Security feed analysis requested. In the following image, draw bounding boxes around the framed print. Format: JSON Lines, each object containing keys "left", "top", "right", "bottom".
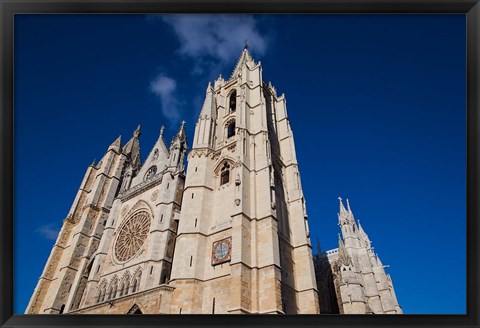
{"left": 1, "top": 1, "right": 479, "bottom": 328}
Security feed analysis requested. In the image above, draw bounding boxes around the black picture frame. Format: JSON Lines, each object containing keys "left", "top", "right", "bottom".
{"left": 1, "top": 1, "right": 478, "bottom": 328}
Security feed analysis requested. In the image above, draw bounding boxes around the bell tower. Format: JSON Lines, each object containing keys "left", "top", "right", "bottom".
{"left": 169, "top": 48, "right": 319, "bottom": 314}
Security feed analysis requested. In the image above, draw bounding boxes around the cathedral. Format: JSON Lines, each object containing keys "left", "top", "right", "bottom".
{"left": 26, "top": 48, "right": 402, "bottom": 315}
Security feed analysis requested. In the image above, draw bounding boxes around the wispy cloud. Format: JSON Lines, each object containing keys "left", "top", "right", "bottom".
{"left": 36, "top": 223, "right": 59, "bottom": 241}
{"left": 161, "top": 15, "right": 268, "bottom": 74}
{"left": 149, "top": 74, "right": 181, "bottom": 124}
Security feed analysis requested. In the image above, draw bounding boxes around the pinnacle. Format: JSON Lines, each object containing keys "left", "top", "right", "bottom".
{"left": 133, "top": 124, "right": 141, "bottom": 138}
{"left": 338, "top": 196, "right": 348, "bottom": 217}
{"left": 108, "top": 135, "right": 122, "bottom": 152}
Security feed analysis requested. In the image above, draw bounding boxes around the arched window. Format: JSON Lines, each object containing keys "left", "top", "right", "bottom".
{"left": 132, "top": 279, "right": 138, "bottom": 293}
{"left": 227, "top": 121, "right": 236, "bottom": 138}
{"left": 132, "top": 272, "right": 141, "bottom": 293}
{"left": 124, "top": 280, "right": 130, "bottom": 295}
{"left": 229, "top": 90, "right": 237, "bottom": 112}
{"left": 59, "top": 304, "right": 65, "bottom": 314}
{"left": 119, "top": 282, "right": 125, "bottom": 297}
{"left": 97, "top": 285, "right": 106, "bottom": 303}
{"left": 220, "top": 162, "right": 230, "bottom": 186}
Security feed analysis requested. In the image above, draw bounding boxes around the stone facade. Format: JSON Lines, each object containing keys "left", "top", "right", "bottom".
{"left": 314, "top": 198, "right": 403, "bottom": 314}
{"left": 26, "top": 48, "right": 401, "bottom": 315}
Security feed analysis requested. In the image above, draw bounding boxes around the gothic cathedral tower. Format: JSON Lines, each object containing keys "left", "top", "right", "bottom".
{"left": 168, "top": 48, "right": 319, "bottom": 314}
{"left": 26, "top": 124, "right": 187, "bottom": 314}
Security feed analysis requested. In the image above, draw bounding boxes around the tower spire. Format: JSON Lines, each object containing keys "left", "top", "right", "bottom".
{"left": 346, "top": 198, "right": 355, "bottom": 222}
{"left": 108, "top": 135, "right": 122, "bottom": 152}
{"left": 133, "top": 124, "right": 141, "bottom": 138}
{"left": 230, "top": 46, "right": 255, "bottom": 79}
{"left": 338, "top": 196, "right": 348, "bottom": 224}
{"left": 122, "top": 124, "right": 141, "bottom": 164}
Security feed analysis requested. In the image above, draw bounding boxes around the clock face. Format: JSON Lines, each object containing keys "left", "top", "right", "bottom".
{"left": 212, "top": 237, "right": 232, "bottom": 265}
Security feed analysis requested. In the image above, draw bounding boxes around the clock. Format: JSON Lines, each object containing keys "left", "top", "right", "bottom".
{"left": 212, "top": 237, "right": 232, "bottom": 265}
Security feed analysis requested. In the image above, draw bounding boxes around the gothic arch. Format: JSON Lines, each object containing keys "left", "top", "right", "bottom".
{"left": 107, "top": 275, "right": 119, "bottom": 300}
{"left": 125, "top": 200, "right": 154, "bottom": 219}
{"left": 227, "top": 89, "right": 237, "bottom": 113}
{"left": 119, "top": 271, "right": 131, "bottom": 296}
{"left": 224, "top": 117, "right": 236, "bottom": 139}
{"left": 127, "top": 304, "right": 143, "bottom": 314}
{"left": 96, "top": 279, "right": 107, "bottom": 303}
{"left": 131, "top": 267, "right": 142, "bottom": 293}
{"left": 213, "top": 157, "right": 236, "bottom": 176}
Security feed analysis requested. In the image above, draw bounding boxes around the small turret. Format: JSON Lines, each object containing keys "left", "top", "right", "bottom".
{"left": 169, "top": 121, "right": 187, "bottom": 171}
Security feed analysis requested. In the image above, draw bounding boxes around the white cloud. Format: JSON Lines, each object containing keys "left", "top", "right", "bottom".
{"left": 161, "top": 15, "right": 268, "bottom": 73}
{"left": 149, "top": 74, "right": 181, "bottom": 123}
{"left": 36, "top": 224, "right": 59, "bottom": 241}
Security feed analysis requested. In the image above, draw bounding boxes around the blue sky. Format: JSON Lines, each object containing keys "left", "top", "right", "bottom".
{"left": 14, "top": 14, "right": 466, "bottom": 314}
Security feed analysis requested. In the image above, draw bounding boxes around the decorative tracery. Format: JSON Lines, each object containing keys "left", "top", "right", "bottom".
{"left": 114, "top": 211, "right": 151, "bottom": 262}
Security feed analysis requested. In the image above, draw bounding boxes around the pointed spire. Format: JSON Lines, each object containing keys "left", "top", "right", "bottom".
{"left": 338, "top": 196, "right": 348, "bottom": 222}
{"left": 108, "top": 135, "right": 122, "bottom": 152}
{"left": 199, "top": 83, "right": 217, "bottom": 120}
{"left": 346, "top": 198, "right": 355, "bottom": 222}
{"left": 171, "top": 121, "right": 187, "bottom": 146}
{"left": 157, "top": 124, "right": 168, "bottom": 148}
{"left": 178, "top": 120, "right": 186, "bottom": 139}
{"left": 316, "top": 237, "right": 322, "bottom": 255}
{"left": 230, "top": 47, "right": 255, "bottom": 79}
{"left": 123, "top": 125, "right": 141, "bottom": 162}
{"left": 133, "top": 124, "right": 141, "bottom": 138}
{"left": 339, "top": 196, "right": 346, "bottom": 212}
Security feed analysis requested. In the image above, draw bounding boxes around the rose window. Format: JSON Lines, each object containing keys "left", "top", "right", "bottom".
{"left": 114, "top": 211, "right": 151, "bottom": 262}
